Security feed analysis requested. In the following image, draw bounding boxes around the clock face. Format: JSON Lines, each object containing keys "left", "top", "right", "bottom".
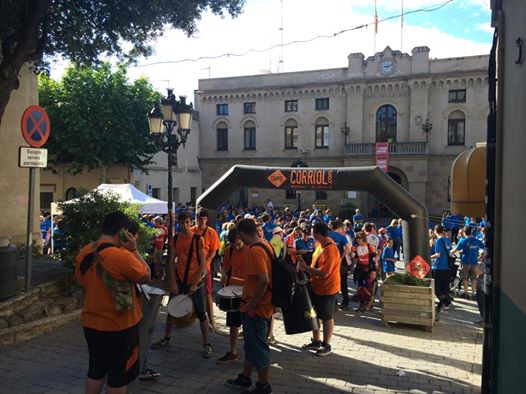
{"left": 379, "top": 59, "right": 396, "bottom": 76}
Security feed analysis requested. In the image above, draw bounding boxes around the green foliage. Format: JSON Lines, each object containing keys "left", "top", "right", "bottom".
{"left": 39, "top": 63, "right": 162, "bottom": 174}
{"left": 383, "top": 273, "right": 429, "bottom": 287}
{"left": 55, "top": 188, "right": 156, "bottom": 269}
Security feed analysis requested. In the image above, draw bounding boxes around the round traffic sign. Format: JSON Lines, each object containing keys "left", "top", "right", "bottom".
{"left": 21, "top": 105, "right": 51, "bottom": 148}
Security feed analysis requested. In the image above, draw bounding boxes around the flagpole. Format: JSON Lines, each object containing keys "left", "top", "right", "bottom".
{"left": 400, "top": 0, "right": 404, "bottom": 52}
{"left": 374, "top": 0, "right": 378, "bottom": 53}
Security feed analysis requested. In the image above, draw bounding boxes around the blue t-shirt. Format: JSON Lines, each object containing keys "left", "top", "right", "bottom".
{"left": 295, "top": 237, "right": 315, "bottom": 253}
{"left": 456, "top": 236, "right": 485, "bottom": 265}
{"left": 433, "top": 236, "right": 451, "bottom": 270}
{"left": 353, "top": 214, "right": 364, "bottom": 224}
{"left": 386, "top": 225, "right": 401, "bottom": 240}
{"left": 346, "top": 229, "right": 356, "bottom": 242}
{"left": 382, "top": 246, "right": 395, "bottom": 273}
{"left": 323, "top": 214, "right": 335, "bottom": 224}
{"left": 328, "top": 230, "right": 348, "bottom": 256}
{"left": 262, "top": 222, "right": 276, "bottom": 242}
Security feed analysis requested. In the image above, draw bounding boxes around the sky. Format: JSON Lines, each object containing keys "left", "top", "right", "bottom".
{"left": 52, "top": 0, "right": 493, "bottom": 102}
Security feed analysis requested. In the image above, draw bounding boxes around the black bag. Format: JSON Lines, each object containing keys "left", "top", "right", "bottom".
{"left": 253, "top": 242, "right": 298, "bottom": 309}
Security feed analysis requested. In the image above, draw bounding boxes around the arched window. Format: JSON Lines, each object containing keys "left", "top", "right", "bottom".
{"left": 284, "top": 119, "right": 298, "bottom": 149}
{"left": 65, "top": 187, "right": 77, "bottom": 200}
{"left": 448, "top": 110, "right": 465, "bottom": 146}
{"left": 216, "top": 121, "right": 228, "bottom": 151}
{"left": 315, "top": 117, "right": 329, "bottom": 148}
{"left": 244, "top": 120, "right": 256, "bottom": 150}
{"left": 376, "top": 105, "right": 397, "bottom": 142}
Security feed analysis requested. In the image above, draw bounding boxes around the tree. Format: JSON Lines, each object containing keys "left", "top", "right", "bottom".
{"left": 39, "top": 63, "right": 162, "bottom": 179}
{"left": 0, "top": 0, "right": 245, "bottom": 125}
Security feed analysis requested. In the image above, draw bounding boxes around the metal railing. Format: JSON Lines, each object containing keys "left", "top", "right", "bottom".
{"left": 344, "top": 142, "right": 428, "bottom": 155}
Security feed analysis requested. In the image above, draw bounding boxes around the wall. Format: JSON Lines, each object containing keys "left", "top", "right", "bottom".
{"left": 0, "top": 65, "right": 40, "bottom": 245}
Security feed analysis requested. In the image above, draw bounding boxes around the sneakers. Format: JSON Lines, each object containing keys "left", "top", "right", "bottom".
{"left": 139, "top": 368, "right": 161, "bottom": 381}
{"left": 217, "top": 351, "right": 238, "bottom": 364}
{"left": 302, "top": 339, "right": 322, "bottom": 351}
{"left": 202, "top": 343, "right": 212, "bottom": 358}
{"left": 338, "top": 303, "right": 350, "bottom": 311}
{"left": 150, "top": 337, "right": 170, "bottom": 349}
{"left": 316, "top": 343, "right": 332, "bottom": 357}
{"left": 226, "top": 373, "right": 252, "bottom": 390}
{"left": 243, "top": 382, "right": 273, "bottom": 393}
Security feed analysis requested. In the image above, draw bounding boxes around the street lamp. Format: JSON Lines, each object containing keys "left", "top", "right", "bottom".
{"left": 148, "top": 88, "right": 193, "bottom": 247}
{"left": 422, "top": 118, "right": 433, "bottom": 141}
{"left": 340, "top": 122, "right": 350, "bottom": 145}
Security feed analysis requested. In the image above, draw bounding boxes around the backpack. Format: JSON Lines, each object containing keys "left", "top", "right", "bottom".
{"left": 253, "top": 242, "right": 298, "bottom": 309}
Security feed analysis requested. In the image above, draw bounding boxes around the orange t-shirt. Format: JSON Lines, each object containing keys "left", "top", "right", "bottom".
{"left": 174, "top": 232, "right": 205, "bottom": 286}
{"left": 75, "top": 242, "right": 148, "bottom": 331}
{"left": 192, "top": 225, "right": 221, "bottom": 267}
{"left": 241, "top": 241, "right": 275, "bottom": 319}
{"left": 222, "top": 245, "right": 249, "bottom": 286}
{"left": 310, "top": 239, "right": 341, "bottom": 296}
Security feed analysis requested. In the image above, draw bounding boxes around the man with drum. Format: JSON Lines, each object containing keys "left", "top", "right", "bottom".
{"left": 151, "top": 212, "right": 212, "bottom": 358}
{"left": 217, "top": 228, "right": 249, "bottom": 364}
{"left": 226, "top": 219, "right": 274, "bottom": 394}
{"left": 192, "top": 208, "right": 221, "bottom": 333}
{"left": 299, "top": 222, "right": 341, "bottom": 356}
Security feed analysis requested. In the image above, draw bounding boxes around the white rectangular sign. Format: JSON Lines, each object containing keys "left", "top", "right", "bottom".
{"left": 19, "top": 147, "right": 48, "bottom": 168}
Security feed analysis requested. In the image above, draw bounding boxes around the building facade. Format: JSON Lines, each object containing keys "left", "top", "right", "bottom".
{"left": 196, "top": 46, "right": 489, "bottom": 217}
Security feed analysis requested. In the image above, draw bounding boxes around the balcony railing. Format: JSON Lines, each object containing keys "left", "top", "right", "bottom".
{"left": 344, "top": 142, "right": 428, "bottom": 156}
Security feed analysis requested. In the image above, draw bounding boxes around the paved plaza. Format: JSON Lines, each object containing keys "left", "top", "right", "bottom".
{"left": 0, "top": 288, "right": 483, "bottom": 394}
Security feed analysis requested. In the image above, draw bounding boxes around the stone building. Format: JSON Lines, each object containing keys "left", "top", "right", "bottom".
{"left": 196, "top": 46, "right": 489, "bottom": 217}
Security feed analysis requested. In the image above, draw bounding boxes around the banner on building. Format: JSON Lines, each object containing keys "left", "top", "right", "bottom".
{"left": 375, "top": 142, "right": 389, "bottom": 172}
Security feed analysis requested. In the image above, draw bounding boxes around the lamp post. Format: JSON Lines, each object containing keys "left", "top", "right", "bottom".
{"left": 148, "top": 88, "right": 193, "bottom": 248}
{"left": 422, "top": 118, "right": 433, "bottom": 141}
{"left": 291, "top": 159, "right": 308, "bottom": 211}
{"left": 340, "top": 122, "right": 350, "bottom": 145}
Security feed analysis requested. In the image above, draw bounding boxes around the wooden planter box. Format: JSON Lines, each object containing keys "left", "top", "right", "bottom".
{"left": 380, "top": 278, "right": 435, "bottom": 332}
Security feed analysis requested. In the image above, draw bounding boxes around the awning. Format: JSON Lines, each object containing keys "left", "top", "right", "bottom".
{"left": 450, "top": 143, "right": 487, "bottom": 217}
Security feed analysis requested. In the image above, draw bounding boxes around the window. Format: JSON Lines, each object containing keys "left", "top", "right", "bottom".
{"left": 40, "top": 192, "right": 53, "bottom": 210}
{"left": 285, "top": 100, "right": 298, "bottom": 112}
{"left": 284, "top": 119, "right": 298, "bottom": 149}
{"left": 285, "top": 189, "right": 297, "bottom": 199}
{"left": 172, "top": 187, "right": 180, "bottom": 204}
{"left": 190, "top": 187, "right": 197, "bottom": 204}
{"left": 244, "top": 120, "right": 256, "bottom": 150}
{"left": 152, "top": 188, "right": 161, "bottom": 199}
{"left": 376, "top": 104, "right": 397, "bottom": 142}
{"left": 315, "top": 117, "right": 329, "bottom": 148}
{"left": 216, "top": 103, "right": 229, "bottom": 116}
{"left": 448, "top": 110, "right": 465, "bottom": 145}
{"left": 315, "top": 190, "right": 327, "bottom": 200}
{"left": 216, "top": 121, "right": 228, "bottom": 151}
{"left": 315, "top": 98, "right": 329, "bottom": 111}
{"left": 448, "top": 89, "right": 466, "bottom": 103}
{"left": 65, "top": 187, "right": 77, "bottom": 200}
{"left": 243, "top": 102, "right": 256, "bottom": 114}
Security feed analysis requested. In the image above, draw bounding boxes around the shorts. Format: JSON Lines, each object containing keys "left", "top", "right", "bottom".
{"left": 226, "top": 311, "right": 242, "bottom": 328}
{"left": 83, "top": 324, "right": 140, "bottom": 388}
{"left": 311, "top": 292, "right": 337, "bottom": 321}
{"left": 170, "top": 285, "right": 207, "bottom": 322}
{"left": 242, "top": 313, "right": 271, "bottom": 371}
{"left": 461, "top": 264, "right": 478, "bottom": 282}
{"left": 206, "top": 269, "right": 213, "bottom": 295}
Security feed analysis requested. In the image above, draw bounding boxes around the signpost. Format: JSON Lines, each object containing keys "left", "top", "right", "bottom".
{"left": 20, "top": 105, "right": 51, "bottom": 291}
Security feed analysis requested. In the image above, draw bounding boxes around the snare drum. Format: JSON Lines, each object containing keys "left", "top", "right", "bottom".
{"left": 167, "top": 295, "right": 195, "bottom": 328}
{"left": 216, "top": 285, "right": 243, "bottom": 312}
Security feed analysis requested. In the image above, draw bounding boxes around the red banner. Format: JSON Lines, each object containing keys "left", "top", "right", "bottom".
{"left": 375, "top": 142, "right": 389, "bottom": 171}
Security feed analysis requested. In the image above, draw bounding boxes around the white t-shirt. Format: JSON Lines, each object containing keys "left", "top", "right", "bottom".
{"left": 366, "top": 233, "right": 380, "bottom": 252}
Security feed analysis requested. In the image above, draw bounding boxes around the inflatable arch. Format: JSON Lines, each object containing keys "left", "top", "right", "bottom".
{"left": 197, "top": 165, "right": 430, "bottom": 265}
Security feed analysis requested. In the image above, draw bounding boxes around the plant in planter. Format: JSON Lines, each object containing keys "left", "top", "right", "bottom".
{"left": 381, "top": 273, "right": 436, "bottom": 332}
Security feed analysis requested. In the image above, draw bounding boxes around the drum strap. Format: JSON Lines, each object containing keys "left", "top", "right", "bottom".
{"left": 176, "top": 234, "right": 201, "bottom": 291}
{"left": 252, "top": 242, "right": 276, "bottom": 294}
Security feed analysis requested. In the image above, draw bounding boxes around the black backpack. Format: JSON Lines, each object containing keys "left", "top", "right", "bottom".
{"left": 253, "top": 242, "right": 298, "bottom": 309}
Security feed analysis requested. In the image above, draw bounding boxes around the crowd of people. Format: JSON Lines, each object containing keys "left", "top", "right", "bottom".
{"left": 73, "top": 201, "right": 486, "bottom": 394}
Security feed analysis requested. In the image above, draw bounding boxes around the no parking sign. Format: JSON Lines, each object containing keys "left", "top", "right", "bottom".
{"left": 21, "top": 105, "right": 51, "bottom": 148}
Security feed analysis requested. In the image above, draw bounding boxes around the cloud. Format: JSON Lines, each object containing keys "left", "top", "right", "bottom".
{"left": 475, "top": 22, "right": 493, "bottom": 34}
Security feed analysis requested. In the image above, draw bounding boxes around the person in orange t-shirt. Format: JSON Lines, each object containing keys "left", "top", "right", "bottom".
{"left": 217, "top": 228, "right": 249, "bottom": 364}
{"left": 192, "top": 208, "right": 221, "bottom": 332}
{"left": 151, "top": 211, "right": 212, "bottom": 358}
{"left": 226, "top": 219, "right": 274, "bottom": 393}
{"left": 298, "top": 221, "right": 340, "bottom": 357}
{"left": 75, "top": 211, "right": 150, "bottom": 393}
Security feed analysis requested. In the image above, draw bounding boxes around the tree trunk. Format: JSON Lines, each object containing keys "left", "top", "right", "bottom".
{"left": 101, "top": 166, "right": 107, "bottom": 184}
{"left": 0, "top": 0, "right": 51, "bottom": 126}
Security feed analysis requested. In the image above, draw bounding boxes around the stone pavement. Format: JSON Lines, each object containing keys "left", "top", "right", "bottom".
{"left": 0, "top": 287, "right": 483, "bottom": 394}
